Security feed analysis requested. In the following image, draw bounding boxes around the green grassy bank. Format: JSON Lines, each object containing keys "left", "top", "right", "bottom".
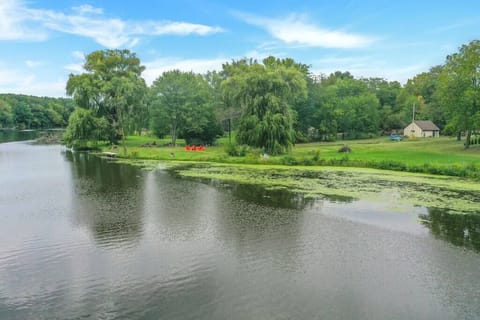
{"left": 101, "top": 135, "right": 480, "bottom": 179}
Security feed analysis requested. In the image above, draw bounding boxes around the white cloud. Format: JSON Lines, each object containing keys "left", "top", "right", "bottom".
{"left": 72, "top": 4, "right": 103, "bottom": 15}
{"left": 0, "top": 0, "right": 47, "bottom": 41}
{"left": 143, "top": 57, "right": 227, "bottom": 84}
{"left": 63, "top": 51, "right": 85, "bottom": 74}
{"left": 19, "top": 79, "right": 67, "bottom": 97}
{"left": 0, "top": 64, "right": 66, "bottom": 97}
{"left": 64, "top": 64, "right": 83, "bottom": 74}
{"left": 0, "top": 67, "right": 27, "bottom": 86}
{"left": 25, "top": 60, "right": 45, "bottom": 68}
{"left": 148, "top": 22, "right": 223, "bottom": 36}
{"left": 236, "top": 12, "right": 375, "bottom": 49}
{"left": 0, "top": 0, "right": 224, "bottom": 47}
{"left": 430, "top": 18, "right": 480, "bottom": 33}
{"left": 72, "top": 51, "right": 85, "bottom": 60}
{"left": 311, "top": 55, "right": 426, "bottom": 83}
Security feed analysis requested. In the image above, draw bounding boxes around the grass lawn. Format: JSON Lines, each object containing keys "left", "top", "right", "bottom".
{"left": 100, "top": 135, "right": 480, "bottom": 179}
{"left": 292, "top": 137, "right": 480, "bottom": 166}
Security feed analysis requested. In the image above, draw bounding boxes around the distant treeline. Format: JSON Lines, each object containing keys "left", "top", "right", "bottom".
{"left": 0, "top": 94, "right": 75, "bottom": 129}
{"left": 5, "top": 40, "right": 480, "bottom": 153}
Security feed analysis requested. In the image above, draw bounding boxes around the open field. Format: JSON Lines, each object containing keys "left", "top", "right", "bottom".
{"left": 293, "top": 137, "right": 480, "bottom": 166}
{"left": 100, "top": 135, "right": 480, "bottom": 179}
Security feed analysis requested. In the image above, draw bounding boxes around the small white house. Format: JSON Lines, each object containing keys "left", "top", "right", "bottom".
{"left": 403, "top": 120, "right": 440, "bottom": 138}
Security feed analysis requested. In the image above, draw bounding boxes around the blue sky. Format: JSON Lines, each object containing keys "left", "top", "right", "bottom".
{"left": 1, "top": 0, "right": 480, "bottom": 97}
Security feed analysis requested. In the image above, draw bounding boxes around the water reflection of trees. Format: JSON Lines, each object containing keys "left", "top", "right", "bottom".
{"left": 225, "top": 183, "right": 315, "bottom": 210}
{"left": 203, "top": 179, "right": 353, "bottom": 208}
{"left": 419, "top": 208, "right": 480, "bottom": 252}
{"left": 0, "top": 129, "right": 38, "bottom": 142}
{"left": 64, "top": 150, "right": 145, "bottom": 247}
{"left": 211, "top": 183, "right": 311, "bottom": 273}
{"left": 143, "top": 170, "right": 211, "bottom": 241}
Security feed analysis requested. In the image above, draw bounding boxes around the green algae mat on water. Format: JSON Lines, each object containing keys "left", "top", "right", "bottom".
{"left": 162, "top": 162, "right": 480, "bottom": 215}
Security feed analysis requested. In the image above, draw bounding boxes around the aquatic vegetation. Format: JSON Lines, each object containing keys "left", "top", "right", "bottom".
{"left": 165, "top": 163, "right": 480, "bottom": 214}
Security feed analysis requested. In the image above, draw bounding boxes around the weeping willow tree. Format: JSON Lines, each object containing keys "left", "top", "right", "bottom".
{"left": 66, "top": 49, "right": 147, "bottom": 155}
{"left": 222, "top": 56, "right": 308, "bottom": 154}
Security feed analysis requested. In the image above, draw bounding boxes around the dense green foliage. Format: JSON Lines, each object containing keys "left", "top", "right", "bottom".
{"left": 0, "top": 94, "right": 74, "bottom": 129}
{"left": 63, "top": 108, "right": 109, "bottom": 149}
{"left": 150, "top": 70, "right": 222, "bottom": 146}
{"left": 66, "top": 49, "right": 147, "bottom": 153}
{"left": 222, "top": 57, "right": 308, "bottom": 154}
{"left": 59, "top": 40, "right": 480, "bottom": 152}
{"left": 437, "top": 40, "right": 480, "bottom": 148}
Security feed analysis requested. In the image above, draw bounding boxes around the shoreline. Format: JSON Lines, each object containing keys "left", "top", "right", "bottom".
{"left": 109, "top": 157, "right": 480, "bottom": 215}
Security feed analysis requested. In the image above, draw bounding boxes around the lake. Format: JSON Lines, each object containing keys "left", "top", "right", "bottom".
{"left": 0, "top": 139, "right": 479, "bottom": 319}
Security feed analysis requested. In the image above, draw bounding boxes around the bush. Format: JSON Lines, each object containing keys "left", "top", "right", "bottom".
{"left": 281, "top": 155, "right": 297, "bottom": 165}
{"left": 338, "top": 145, "right": 352, "bottom": 153}
{"left": 224, "top": 141, "right": 250, "bottom": 157}
{"left": 294, "top": 131, "right": 310, "bottom": 143}
{"left": 224, "top": 141, "right": 238, "bottom": 156}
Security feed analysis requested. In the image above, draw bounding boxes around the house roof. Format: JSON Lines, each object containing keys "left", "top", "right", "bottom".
{"left": 414, "top": 120, "right": 440, "bottom": 131}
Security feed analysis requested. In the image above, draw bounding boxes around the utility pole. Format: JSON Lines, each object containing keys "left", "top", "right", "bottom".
{"left": 412, "top": 103, "right": 415, "bottom": 122}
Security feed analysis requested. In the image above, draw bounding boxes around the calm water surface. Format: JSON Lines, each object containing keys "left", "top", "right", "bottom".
{"left": 0, "top": 141, "right": 479, "bottom": 319}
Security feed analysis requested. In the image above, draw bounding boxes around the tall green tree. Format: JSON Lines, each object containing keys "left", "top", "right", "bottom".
{"left": 63, "top": 108, "right": 109, "bottom": 149}
{"left": 335, "top": 79, "right": 380, "bottom": 138}
{"left": 310, "top": 76, "right": 380, "bottom": 140}
{"left": 437, "top": 40, "right": 480, "bottom": 148}
{"left": 150, "top": 70, "right": 221, "bottom": 145}
{"left": 222, "top": 57, "right": 308, "bottom": 154}
{"left": 13, "top": 102, "right": 32, "bottom": 129}
{"left": 362, "top": 78, "right": 402, "bottom": 133}
{"left": 0, "top": 100, "right": 13, "bottom": 128}
{"left": 66, "top": 49, "right": 147, "bottom": 154}
{"left": 309, "top": 82, "right": 339, "bottom": 140}
{"left": 397, "top": 66, "right": 445, "bottom": 130}
{"left": 205, "top": 70, "right": 236, "bottom": 141}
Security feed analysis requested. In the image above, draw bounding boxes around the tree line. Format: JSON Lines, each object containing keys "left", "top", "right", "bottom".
{"left": 0, "top": 94, "right": 75, "bottom": 130}
{"left": 8, "top": 40, "right": 480, "bottom": 152}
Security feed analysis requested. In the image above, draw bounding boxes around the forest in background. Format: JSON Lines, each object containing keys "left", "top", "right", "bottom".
{"left": 0, "top": 94, "right": 74, "bottom": 130}
{"left": 2, "top": 40, "right": 479, "bottom": 153}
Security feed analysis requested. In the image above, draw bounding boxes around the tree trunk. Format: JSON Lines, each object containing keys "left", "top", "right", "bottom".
{"left": 457, "top": 131, "right": 461, "bottom": 141}
{"left": 120, "top": 125, "right": 127, "bottom": 155}
{"left": 465, "top": 130, "right": 471, "bottom": 149}
{"left": 116, "top": 105, "right": 127, "bottom": 155}
{"left": 172, "top": 119, "right": 177, "bottom": 147}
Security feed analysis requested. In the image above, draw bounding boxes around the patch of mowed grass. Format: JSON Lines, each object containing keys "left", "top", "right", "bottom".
{"left": 292, "top": 137, "right": 480, "bottom": 165}
{"left": 104, "top": 135, "right": 480, "bottom": 179}
{"left": 298, "top": 137, "right": 480, "bottom": 178}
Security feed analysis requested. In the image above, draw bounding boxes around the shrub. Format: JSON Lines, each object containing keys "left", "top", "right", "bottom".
{"left": 281, "top": 155, "right": 297, "bottom": 165}
{"left": 224, "top": 141, "right": 238, "bottom": 156}
{"left": 338, "top": 145, "right": 352, "bottom": 153}
{"left": 224, "top": 141, "right": 250, "bottom": 157}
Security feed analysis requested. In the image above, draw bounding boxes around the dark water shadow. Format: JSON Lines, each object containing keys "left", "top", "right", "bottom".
{"left": 64, "top": 150, "right": 145, "bottom": 248}
{"left": 419, "top": 208, "right": 480, "bottom": 253}
{"left": 173, "top": 174, "right": 352, "bottom": 210}
{"left": 142, "top": 170, "right": 217, "bottom": 241}
{"left": 217, "top": 182, "right": 315, "bottom": 209}
{"left": 0, "top": 129, "right": 38, "bottom": 143}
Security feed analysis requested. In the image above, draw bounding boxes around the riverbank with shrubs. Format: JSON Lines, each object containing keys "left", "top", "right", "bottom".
{"left": 97, "top": 135, "right": 480, "bottom": 180}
